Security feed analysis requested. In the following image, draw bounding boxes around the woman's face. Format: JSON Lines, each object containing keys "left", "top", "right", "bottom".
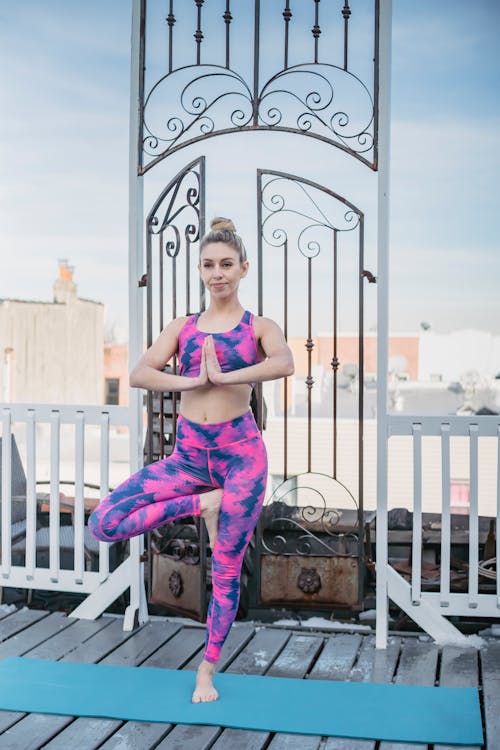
{"left": 199, "top": 242, "right": 249, "bottom": 297}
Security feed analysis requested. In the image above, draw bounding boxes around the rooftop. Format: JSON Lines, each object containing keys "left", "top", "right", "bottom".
{"left": 0, "top": 605, "right": 495, "bottom": 748}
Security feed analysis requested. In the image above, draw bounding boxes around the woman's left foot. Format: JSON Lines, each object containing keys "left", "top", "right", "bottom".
{"left": 192, "top": 659, "right": 219, "bottom": 703}
{"left": 200, "top": 489, "right": 222, "bottom": 549}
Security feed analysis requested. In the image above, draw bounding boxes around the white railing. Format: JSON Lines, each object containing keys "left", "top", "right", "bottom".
{"left": 378, "top": 414, "right": 500, "bottom": 646}
{"left": 0, "top": 403, "right": 147, "bottom": 629}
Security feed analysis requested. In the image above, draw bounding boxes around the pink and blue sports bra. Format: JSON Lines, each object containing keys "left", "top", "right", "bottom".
{"left": 177, "top": 309, "right": 261, "bottom": 386}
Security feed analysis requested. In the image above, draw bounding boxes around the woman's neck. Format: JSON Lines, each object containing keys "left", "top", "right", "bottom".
{"left": 204, "top": 299, "right": 243, "bottom": 318}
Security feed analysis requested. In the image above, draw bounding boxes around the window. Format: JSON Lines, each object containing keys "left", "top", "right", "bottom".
{"left": 105, "top": 378, "right": 120, "bottom": 405}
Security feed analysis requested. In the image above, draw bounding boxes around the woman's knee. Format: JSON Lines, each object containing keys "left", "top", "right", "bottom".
{"left": 87, "top": 505, "right": 115, "bottom": 542}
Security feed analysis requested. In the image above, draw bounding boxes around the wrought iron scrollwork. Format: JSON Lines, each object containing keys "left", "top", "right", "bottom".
{"left": 261, "top": 473, "right": 360, "bottom": 557}
{"left": 258, "top": 64, "right": 373, "bottom": 153}
{"left": 139, "top": 1, "right": 378, "bottom": 171}
{"left": 147, "top": 161, "right": 203, "bottom": 249}
{"left": 143, "top": 68, "right": 254, "bottom": 159}
{"left": 261, "top": 173, "right": 361, "bottom": 261}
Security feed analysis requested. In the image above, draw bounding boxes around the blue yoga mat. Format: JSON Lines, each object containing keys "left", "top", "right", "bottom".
{"left": 0, "top": 656, "right": 483, "bottom": 745}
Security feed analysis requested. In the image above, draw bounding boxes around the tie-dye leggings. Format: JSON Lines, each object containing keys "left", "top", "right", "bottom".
{"left": 88, "top": 409, "right": 267, "bottom": 664}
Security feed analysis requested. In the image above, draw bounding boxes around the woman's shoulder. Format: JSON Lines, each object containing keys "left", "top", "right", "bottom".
{"left": 164, "top": 314, "right": 193, "bottom": 336}
{"left": 250, "top": 314, "right": 282, "bottom": 336}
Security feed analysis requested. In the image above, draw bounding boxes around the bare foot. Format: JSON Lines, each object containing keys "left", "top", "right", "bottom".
{"left": 192, "top": 659, "right": 219, "bottom": 703}
{"left": 200, "top": 488, "right": 222, "bottom": 549}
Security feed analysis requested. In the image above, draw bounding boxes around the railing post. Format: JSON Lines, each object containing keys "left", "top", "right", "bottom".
{"left": 26, "top": 409, "right": 37, "bottom": 580}
{"left": 375, "top": 0, "right": 392, "bottom": 649}
{"left": 1, "top": 409, "right": 12, "bottom": 579}
{"left": 125, "top": 0, "right": 148, "bottom": 631}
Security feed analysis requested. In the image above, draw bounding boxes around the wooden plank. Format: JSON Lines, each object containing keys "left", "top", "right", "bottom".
{"left": 41, "top": 717, "right": 121, "bottom": 750}
{"left": 98, "top": 721, "right": 172, "bottom": 750}
{"left": 0, "top": 713, "right": 72, "bottom": 750}
{"left": 324, "top": 738, "right": 374, "bottom": 750}
{"left": 61, "top": 617, "right": 139, "bottom": 663}
{"left": 308, "top": 633, "right": 362, "bottom": 681}
{"left": 142, "top": 626, "right": 205, "bottom": 669}
{"left": 156, "top": 723, "right": 222, "bottom": 749}
{"left": 101, "top": 620, "right": 181, "bottom": 667}
{"left": 350, "top": 636, "right": 401, "bottom": 683}
{"left": 183, "top": 624, "right": 256, "bottom": 672}
{"left": 268, "top": 732, "right": 322, "bottom": 749}
{"left": 210, "top": 727, "right": 269, "bottom": 749}
{"left": 480, "top": 640, "right": 500, "bottom": 750}
{"left": 393, "top": 638, "right": 438, "bottom": 686}
{"left": 378, "top": 638, "right": 438, "bottom": 750}
{"left": 0, "top": 605, "right": 17, "bottom": 621}
{"left": 0, "top": 607, "right": 48, "bottom": 642}
{"left": 27, "top": 615, "right": 114, "bottom": 660}
{"left": 438, "top": 646, "right": 480, "bottom": 750}
{"left": 225, "top": 628, "right": 291, "bottom": 675}
{"left": 0, "top": 711, "right": 25, "bottom": 734}
{"left": 267, "top": 634, "right": 323, "bottom": 679}
{"left": 0, "top": 611, "right": 74, "bottom": 659}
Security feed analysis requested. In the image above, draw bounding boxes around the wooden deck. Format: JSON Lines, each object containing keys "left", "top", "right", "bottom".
{"left": 0, "top": 606, "right": 495, "bottom": 749}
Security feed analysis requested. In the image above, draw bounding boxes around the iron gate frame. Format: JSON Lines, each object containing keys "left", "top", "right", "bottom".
{"left": 127, "top": 0, "right": 388, "bottom": 620}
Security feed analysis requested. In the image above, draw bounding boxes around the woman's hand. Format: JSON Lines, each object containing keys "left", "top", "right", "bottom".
{"left": 204, "top": 336, "right": 226, "bottom": 385}
{"left": 194, "top": 340, "right": 210, "bottom": 388}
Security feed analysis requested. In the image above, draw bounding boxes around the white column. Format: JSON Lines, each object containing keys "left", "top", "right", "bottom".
{"left": 125, "top": 0, "right": 148, "bottom": 630}
{"left": 375, "top": 0, "right": 392, "bottom": 649}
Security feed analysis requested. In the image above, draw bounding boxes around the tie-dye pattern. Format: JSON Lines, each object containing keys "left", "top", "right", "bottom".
{"left": 178, "top": 310, "right": 260, "bottom": 385}
{"left": 88, "top": 409, "right": 267, "bottom": 665}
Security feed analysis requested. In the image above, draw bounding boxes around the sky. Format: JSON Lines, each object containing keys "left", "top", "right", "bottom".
{"left": 1, "top": 0, "right": 499, "bottom": 343}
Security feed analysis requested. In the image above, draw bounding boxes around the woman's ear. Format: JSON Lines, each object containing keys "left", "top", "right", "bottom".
{"left": 240, "top": 260, "right": 250, "bottom": 278}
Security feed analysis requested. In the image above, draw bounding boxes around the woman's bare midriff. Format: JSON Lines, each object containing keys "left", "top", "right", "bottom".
{"left": 179, "top": 382, "right": 252, "bottom": 424}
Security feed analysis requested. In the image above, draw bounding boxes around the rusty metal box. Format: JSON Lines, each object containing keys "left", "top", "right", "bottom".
{"left": 260, "top": 554, "right": 358, "bottom": 607}
{"left": 150, "top": 552, "right": 205, "bottom": 620}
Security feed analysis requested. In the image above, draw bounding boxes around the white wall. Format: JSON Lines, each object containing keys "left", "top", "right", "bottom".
{"left": 0, "top": 294, "right": 104, "bottom": 404}
{"left": 418, "top": 328, "right": 500, "bottom": 382}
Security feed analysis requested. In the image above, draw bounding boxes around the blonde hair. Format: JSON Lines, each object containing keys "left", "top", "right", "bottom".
{"left": 200, "top": 216, "right": 247, "bottom": 263}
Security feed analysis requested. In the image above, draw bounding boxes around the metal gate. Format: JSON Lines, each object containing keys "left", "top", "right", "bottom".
{"left": 130, "top": 0, "right": 382, "bottom": 619}
{"left": 254, "top": 169, "right": 374, "bottom": 612}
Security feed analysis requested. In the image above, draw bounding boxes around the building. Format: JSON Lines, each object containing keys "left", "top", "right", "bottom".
{"left": 104, "top": 343, "right": 129, "bottom": 405}
{"left": 0, "top": 261, "right": 104, "bottom": 404}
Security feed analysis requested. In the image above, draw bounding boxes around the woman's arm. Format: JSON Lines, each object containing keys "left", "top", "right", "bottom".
{"left": 205, "top": 317, "right": 294, "bottom": 386}
{"left": 129, "top": 317, "right": 208, "bottom": 392}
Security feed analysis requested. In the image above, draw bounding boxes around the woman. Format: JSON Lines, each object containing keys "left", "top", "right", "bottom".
{"left": 88, "top": 217, "right": 294, "bottom": 703}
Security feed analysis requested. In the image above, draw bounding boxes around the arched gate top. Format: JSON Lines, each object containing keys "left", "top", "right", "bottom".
{"left": 137, "top": 0, "right": 380, "bottom": 174}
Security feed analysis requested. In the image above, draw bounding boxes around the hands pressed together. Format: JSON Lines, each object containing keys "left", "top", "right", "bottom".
{"left": 196, "top": 336, "right": 225, "bottom": 387}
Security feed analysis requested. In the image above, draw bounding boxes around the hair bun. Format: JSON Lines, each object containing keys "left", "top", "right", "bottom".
{"left": 210, "top": 216, "right": 236, "bottom": 233}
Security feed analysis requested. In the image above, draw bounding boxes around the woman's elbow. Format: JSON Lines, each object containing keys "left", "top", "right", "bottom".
{"left": 283, "top": 356, "right": 295, "bottom": 377}
{"left": 129, "top": 366, "right": 143, "bottom": 388}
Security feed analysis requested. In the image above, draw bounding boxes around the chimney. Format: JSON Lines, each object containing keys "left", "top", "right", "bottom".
{"left": 53, "top": 259, "right": 77, "bottom": 304}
